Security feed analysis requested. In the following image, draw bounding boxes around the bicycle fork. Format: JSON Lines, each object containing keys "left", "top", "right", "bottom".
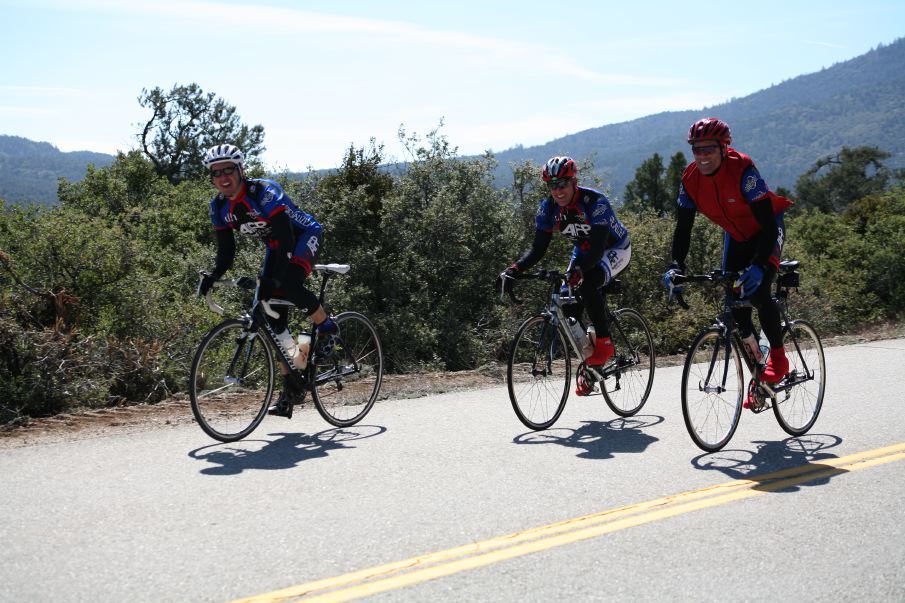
{"left": 224, "top": 328, "right": 260, "bottom": 387}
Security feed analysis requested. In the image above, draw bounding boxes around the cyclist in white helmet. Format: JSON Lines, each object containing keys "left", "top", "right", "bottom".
{"left": 198, "top": 143, "right": 339, "bottom": 416}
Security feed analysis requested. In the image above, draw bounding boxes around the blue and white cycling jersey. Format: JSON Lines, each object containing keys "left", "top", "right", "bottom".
{"left": 209, "top": 178, "right": 318, "bottom": 236}
{"left": 535, "top": 186, "right": 630, "bottom": 268}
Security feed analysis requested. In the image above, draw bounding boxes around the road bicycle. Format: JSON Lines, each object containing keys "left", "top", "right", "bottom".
{"left": 189, "top": 263, "right": 384, "bottom": 442}
{"left": 670, "top": 260, "right": 825, "bottom": 452}
{"left": 505, "top": 270, "right": 655, "bottom": 430}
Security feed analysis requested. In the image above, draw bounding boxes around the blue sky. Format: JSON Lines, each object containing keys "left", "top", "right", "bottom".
{"left": 2, "top": 0, "right": 903, "bottom": 171}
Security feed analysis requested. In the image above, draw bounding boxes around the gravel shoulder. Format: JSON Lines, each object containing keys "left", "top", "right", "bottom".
{"left": 3, "top": 321, "right": 902, "bottom": 449}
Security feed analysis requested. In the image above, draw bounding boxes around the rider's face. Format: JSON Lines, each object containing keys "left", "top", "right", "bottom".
{"left": 210, "top": 161, "right": 242, "bottom": 198}
{"left": 691, "top": 142, "right": 723, "bottom": 175}
{"left": 549, "top": 178, "right": 576, "bottom": 206}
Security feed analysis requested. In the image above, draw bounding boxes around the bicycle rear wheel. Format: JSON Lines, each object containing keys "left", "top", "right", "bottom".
{"left": 681, "top": 328, "right": 744, "bottom": 452}
{"left": 190, "top": 319, "right": 275, "bottom": 442}
{"left": 507, "top": 315, "right": 571, "bottom": 430}
{"left": 311, "top": 311, "right": 384, "bottom": 427}
{"left": 602, "top": 308, "right": 655, "bottom": 417}
{"left": 773, "top": 319, "right": 825, "bottom": 436}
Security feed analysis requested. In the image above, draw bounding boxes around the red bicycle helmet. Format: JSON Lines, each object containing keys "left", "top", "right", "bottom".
{"left": 687, "top": 118, "right": 732, "bottom": 146}
{"left": 542, "top": 156, "right": 578, "bottom": 182}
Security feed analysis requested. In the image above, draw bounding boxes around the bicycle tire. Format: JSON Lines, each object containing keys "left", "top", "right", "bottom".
{"left": 602, "top": 308, "right": 655, "bottom": 417}
{"left": 189, "top": 319, "right": 275, "bottom": 442}
{"left": 681, "top": 327, "right": 744, "bottom": 452}
{"left": 772, "top": 319, "right": 825, "bottom": 436}
{"left": 507, "top": 315, "right": 571, "bottom": 430}
{"left": 311, "top": 311, "right": 384, "bottom": 427}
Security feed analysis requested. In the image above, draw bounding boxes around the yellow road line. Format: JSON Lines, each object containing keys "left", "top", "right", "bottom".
{"left": 231, "top": 442, "right": 905, "bottom": 603}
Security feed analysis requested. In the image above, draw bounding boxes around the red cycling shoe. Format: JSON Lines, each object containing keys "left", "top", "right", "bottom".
{"left": 575, "top": 372, "right": 594, "bottom": 396}
{"left": 761, "top": 346, "right": 789, "bottom": 383}
{"left": 586, "top": 337, "right": 615, "bottom": 367}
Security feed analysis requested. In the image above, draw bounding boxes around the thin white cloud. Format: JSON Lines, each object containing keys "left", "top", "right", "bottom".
{"left": 57, "top": 0, "right": 678, "bottom": 87}
{"left": 0, "top": 86, "right": 87, "bottom": 97}
{"left": 804, "top": 39, "right": 847, "bottom": 49}
{"left": 0, "top": 106, "right": 54, "bottom": 117}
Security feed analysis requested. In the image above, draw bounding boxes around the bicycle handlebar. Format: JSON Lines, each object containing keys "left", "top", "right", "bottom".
{"left": 197, "top": 273, "right": 277, "bottom": 317}
{"left": 198, "top": 264, "right": 352, "bottom": 317}
{"left": 200, "top": 276, "right": 251, "bottom": 315}
{"left": 667, "top": 270, "right": 742, "bottom": 311}
{"left": 501, "top": 269, "right": 573, "bottom": 305}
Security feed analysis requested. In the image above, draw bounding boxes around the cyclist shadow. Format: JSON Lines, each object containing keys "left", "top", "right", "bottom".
{"left": 512, "top": 415, "right": 663, "bottom": 460}
{"left": 188, "top": 424, "right": 387, "bottom": 475}
{"left": 691, "top": 434, "right": 845, "bottom": 491}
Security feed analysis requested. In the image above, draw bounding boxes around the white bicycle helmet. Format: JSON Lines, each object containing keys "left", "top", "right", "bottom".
{"left": 202, "top": 144, "right": 245, "bottom": 169}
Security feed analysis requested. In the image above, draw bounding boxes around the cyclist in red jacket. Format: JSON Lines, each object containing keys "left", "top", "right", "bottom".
{"left": 664, "top": 118, "right": 793, "bottom": 391}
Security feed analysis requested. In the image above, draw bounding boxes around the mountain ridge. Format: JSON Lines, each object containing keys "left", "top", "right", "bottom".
{"left": 487, "top": 37, "right": 905, "bottom": 197}
{"left": 3, "top": 37, "right": 903, "bottom": 205}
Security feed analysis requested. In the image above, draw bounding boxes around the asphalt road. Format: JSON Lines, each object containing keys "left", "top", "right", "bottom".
{"left": 2, "top": 338, "right": 904, "bottom": 602}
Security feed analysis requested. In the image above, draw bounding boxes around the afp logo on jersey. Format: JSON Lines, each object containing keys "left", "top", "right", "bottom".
{"left": 562, "top": 223, "right": 591, "bottom": 237}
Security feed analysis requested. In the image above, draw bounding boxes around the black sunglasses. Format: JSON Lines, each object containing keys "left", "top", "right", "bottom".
{"left": 210, "top": 166, "right": 238, "bottom": 178}
{"left": 547, "top": 179, "right": 572, "bottom": 190}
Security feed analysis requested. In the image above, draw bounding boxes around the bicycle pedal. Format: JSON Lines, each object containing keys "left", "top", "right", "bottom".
{"left": 267, "top": 402, "right": 293, "bottom": 418}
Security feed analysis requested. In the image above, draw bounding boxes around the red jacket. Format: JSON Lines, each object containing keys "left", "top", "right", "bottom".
{"left": 681, "top": 149, "right": 792, "bottom": 242}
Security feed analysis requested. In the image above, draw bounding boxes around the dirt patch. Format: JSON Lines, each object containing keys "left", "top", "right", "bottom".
{"left": 3, "top": 322, "right": 902, "bottom": 449}
{"left": 0, "top": 364, "right": 508, "bottom": 449}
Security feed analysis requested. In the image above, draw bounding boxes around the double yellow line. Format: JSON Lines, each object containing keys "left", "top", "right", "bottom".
{"left": 233, "top": 442, "right": 905, "bottom": 603}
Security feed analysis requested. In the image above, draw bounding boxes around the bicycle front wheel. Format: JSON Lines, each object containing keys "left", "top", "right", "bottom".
{"left": 602, "top": 308, "right": 655, "bottom": 417}
{"left": 190, "top": 319, "right": 275, "bottom": 442}
{"left": 681, "top": 328, "right": 744, "bottom": 452}
{"left": 773, "top": 319, "right": 825, "bottom": 436}
{"left": 507, "top": 315, "right": 571, "bottom": 430}
{"left": 311, "top": 311, "right": 384, "bottom": 427}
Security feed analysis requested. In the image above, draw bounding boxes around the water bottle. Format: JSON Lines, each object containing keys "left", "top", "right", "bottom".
{"left": 275, "top": 329, "right": 305, "bottom": 369}
{"left": 758, "top": 330, "right": 770, "bottom": 367}
{"left": 296, "top": 334, "right": 311, "bottom": 369}
{"left": 567, "top": 318, "right": 593, "bottom": 359}
{"left": 742, "top": 334, "right": 762, "bottom": 364}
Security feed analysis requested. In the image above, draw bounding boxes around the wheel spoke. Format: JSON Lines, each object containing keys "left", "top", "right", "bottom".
{"left": 190, "top": 320, "right": 274, "bottom": 442}
{"left": 602, "top": 309, "right": 654, "bottom": 417}
{"left": 311, "top": 312, "right": 383, "bottom": 427}
{"left": 773, "top": 320, "right": 825, "bottom": 436}
{"left": 682, "top": 329, "right": 743, "bottom": 451}
{"left": 508, "top": 316, "right": 570, "bottom": 430}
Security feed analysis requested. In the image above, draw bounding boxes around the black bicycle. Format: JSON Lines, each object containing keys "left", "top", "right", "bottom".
{"left": 505, "top": 270, "right": 655, "bottom": 430}
{"left": 670, "top": 260, "right": 826, "bottom": 452}
{"left": 189, "top": 263, "right": 384, "bottom": 442}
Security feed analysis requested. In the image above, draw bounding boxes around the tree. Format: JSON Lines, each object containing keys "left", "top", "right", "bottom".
{"left": 623, "top": 153, "right": 671, "bottom": 215}
{"left": 137, "top": 83, "right": 265, "bottom": 184}
{"left": 793, "top": 146, "right": 901, "bottom": 213}
{"left": 664, "top": 151, "right": 688, "bottom": 211}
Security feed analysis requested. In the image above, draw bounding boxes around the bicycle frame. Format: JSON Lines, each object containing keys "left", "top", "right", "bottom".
{"left": 521, "top": 271, "right": 635, "bottom": 381}
{"left": 676, "top": 269, "right": 816, "bottom": 404}
{"left": 202, "top": 264, "right": 354, "bottom": 387}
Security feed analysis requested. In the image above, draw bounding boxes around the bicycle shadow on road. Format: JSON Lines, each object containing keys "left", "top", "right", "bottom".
{"left": 512, "top": 415, "right": 663, "bottom": 460}
{"left": 187, "top": 424, "right": 387, "bottom": 475}
{"left": 691, "top": 434, "right": 845, "bottom": 491}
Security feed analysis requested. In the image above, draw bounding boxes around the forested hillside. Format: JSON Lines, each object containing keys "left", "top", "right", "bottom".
{"left": 489, "top": 37, "right": 905, "bottom": 199}
{"left": 0, "top": 136, "right": 114, "bottom": 205}
{"left": 2, "top": 40, "right": 905, "bottom": 426}
{"left": 1, "top": 132, "right": 903, "bottom": 425}
{"left": 4, "top": 39, "right": 903, "bottom": 208}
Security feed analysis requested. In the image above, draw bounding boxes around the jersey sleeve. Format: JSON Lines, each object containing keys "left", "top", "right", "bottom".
{"left": 741, "top": 166, "right": 771, "bottom": 203}
{"left": 677, "top": 182, "right": 696, "bottom": 210}
{"left": 209, "top": 197, "right": 228, "bottom": 230}
{"left": 259, "top": 182, "right": 289, "bottom": 218}
{"left": 534, "top": 198, "right": 554, "bottom": 232}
